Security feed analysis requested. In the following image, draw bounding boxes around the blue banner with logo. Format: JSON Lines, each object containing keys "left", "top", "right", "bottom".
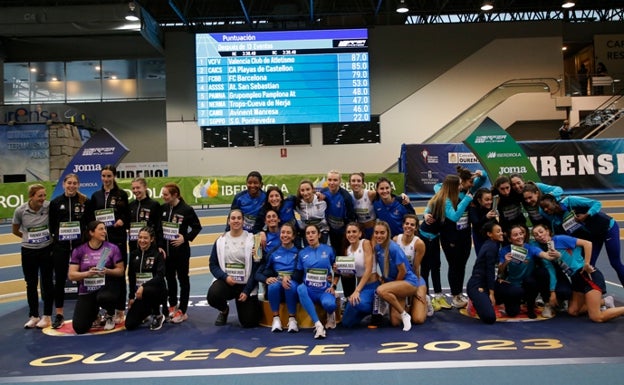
{"left": 51, "top": 128, "right": 129, "bottom": 199}
{"left": 403, "top": 138, "right": 624, "bottom": 198}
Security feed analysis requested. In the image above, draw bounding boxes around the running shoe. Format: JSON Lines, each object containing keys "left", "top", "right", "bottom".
{"left": 271, "top": 316, "right": 283, "bottom": 332}
{"left": 541, "top": 304, "right": 554, "bottom": 319}
{"left": 168, "top": 306, "right": 176, "bottom": 319}
{"left": 51, "top": 314, "right": 65, "bottom": 329}
{"left": 150, "top": 315, "right": 165, "bottom": 331}
{"left": 24, "top": 316, "right": 40, "bottom": 329}
{"left": 287, "top": 317, "right": 299, "bottom": 333}
{"left": 325, "top": 312, "right": 336, "bottom": 329}
{"left": 215, "top": 306, "right": 229, "bottom": 326}
{"left": 452, "top": 294, "right": 468, "bottom": 309}
{"left": 36, "top": 315, "right": 51, "bottom": 329}
{"left": 314, "top": 324, "right": 326, "bottom": 339}
{"left": 113, "top": 310, "right": 125, "bottom": 325}
{"left": 401, "top": 311, "right": 412, "bottom": 331}
{"left": 426, "top": 296, "right": 434, "bottom": 317}
{"left": 604, "top": 295, "right": 615, "bottom": 309}
{"left": 104, "top": 315, "right": 115, "bottom": 331}
{"left": 171, "top": 309, "right": 188, "bottom": 324}
{"left": 466, "top": 299, "right": 477, "bottom": 317}
{"left": 435, "top": 294, "right": 452, "bottom": 309}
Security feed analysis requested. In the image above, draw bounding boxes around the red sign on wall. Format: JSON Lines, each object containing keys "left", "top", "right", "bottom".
{"left": 280, "top": 148, "right": 287, "bottom": 158}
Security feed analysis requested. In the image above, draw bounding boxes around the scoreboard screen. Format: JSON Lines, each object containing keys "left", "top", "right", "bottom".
{"left": 196, "top": 29, "right": 370, "bottom": 126}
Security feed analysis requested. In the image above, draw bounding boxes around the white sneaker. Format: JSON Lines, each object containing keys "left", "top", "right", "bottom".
{"left": 113, "top": 310, "right": 125, "bottom": 325}
{"left": 541, "top": 304, "right": 554, "bottom": 319}
{"left": 24, "top": 316, "right": 40, "bottom": 329}
{"left": 426, "top": 296, "right": 434, "bottom": 317}
{"left": 104, "top": 315, "right": 115, "bottom": 331}
{"left": 287, "top": 317, "right": 299, "bottom": 333}
{"left": 36, "top": 315, "right": 51, "bottom": 329}
{"left": 452, "top": 294, "right": 468, "bottom": 309}
{"left": 271, "top": 316, "right": 283, "bottom": 332}
{"left": 314, "top": 324, "right": 326, "bottom": 339}
{"left": 325, "top": 312, "right": 336, "bottom": 329}
{"left": 604, "top": 295, "right": 615, "bottom": 309}
{"left": 401, "top": 311, "right": 412, "bottom": 331}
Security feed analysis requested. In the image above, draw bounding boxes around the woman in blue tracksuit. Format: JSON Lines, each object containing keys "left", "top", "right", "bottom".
{"left": 294, "top": 224, "right": 338, "bottom": 340}
{"left": 372, "top": 177, "right": 415, "bottom": 238}
{"left": 255, "top": 222, "right": 300, "bottom": 333}
{"left": 228, "top": 171, "right": 267, "bottom": 234}
{"left": 466, "top": 221, "right": 503, "bottom": 324}
{"left": 496, "top": 224, "right": 556, "bottom": 318}
{"left": 374, "top": 220, "right": 427, "bottom": 331}
{"left": 539, "top": 193, "right": 624, "bottom": 287}
{"left": 341, "top": 222, "right": 379, "bottom": 328}
{"left": 532, "top": 223, "right": 624, "bottom": 322}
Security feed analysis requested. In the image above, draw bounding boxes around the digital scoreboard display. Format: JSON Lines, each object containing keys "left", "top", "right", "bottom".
{"left": 196, "top": 29, "right": 370, "bottom": 127}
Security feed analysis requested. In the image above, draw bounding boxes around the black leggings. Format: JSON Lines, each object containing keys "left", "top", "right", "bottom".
{"left": 441, "top": 235, "right": 472, "bottom": 296}
{"left": 166, "top": 253, "right": 190, "bottom": 313}
{"left": 72, "top": 280, "right": 124, "bottom": 334}
{"left": 21, "top": 245, "right": 54, "bottom": 318}
{"left": 51, "top": 243, "right": 71, "bottom": 310}
{"left": 206, "top": 279, "right": 260, "bottom": 328}
{"left": 125, "top": 284, "right": 167, "bottom": 330}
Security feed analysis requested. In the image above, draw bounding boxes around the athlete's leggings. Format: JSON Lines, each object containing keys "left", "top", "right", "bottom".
{"left": 589, "top": 223, "right": 624, "bottom": 287}
{"left": 125, "top": 283, "right": 167, "bottom": 330}
{"left": 466, "top": 277, "right": 496, "bottom": 324}
{"left": 441, "top": 234, "right": 472, "bottom": 296}
{"left": 418, "top": 231, "right": 442, "bottom": 294}
{"left": 206, "top": 280, "right": 260, "bottom": 328}
{"left": 51, "top": 243, "right": 72, "bottom": 310}
{"left": 72, "top": 280, "right": 123, "bottom": 334}
{"left": 21, "top": 245, "right": 54, "bottom": 318}
{"left": 297, "top": 285, "right": 337, "bottom": 324}
{"left": 166, "top": 252, "right": 190, "bottom": 313}
{"left": 266, "top": 281, "right": 299, "bottom": 315}
{"left": 342, "top": 280, "right": 379, "bottom": 328}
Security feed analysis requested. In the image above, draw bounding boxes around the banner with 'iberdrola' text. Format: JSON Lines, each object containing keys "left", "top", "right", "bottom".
{"left": 0, "top": 173, "right": 404, "bottom": 219}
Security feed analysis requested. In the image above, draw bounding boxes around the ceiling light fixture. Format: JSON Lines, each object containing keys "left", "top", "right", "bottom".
{"left": 396, "top": 0, "right": 409, "bottom": 14}
{"left": 481, "top": 1, "right": 494, "bottom": 11}
{"left": 125, "top": 2, "right": 140, "bottom": 21}
{"left": 561, "top": 1, "right": 575, "bottom": 9}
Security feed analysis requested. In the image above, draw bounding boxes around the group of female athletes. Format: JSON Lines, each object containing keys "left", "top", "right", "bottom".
{"left": 12, "top": 167, "right": 624, "bottom": 338}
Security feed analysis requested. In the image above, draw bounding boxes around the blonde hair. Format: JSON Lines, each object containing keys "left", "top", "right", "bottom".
{"left": 28, "top": 184, "right": 46, "bottom": 198}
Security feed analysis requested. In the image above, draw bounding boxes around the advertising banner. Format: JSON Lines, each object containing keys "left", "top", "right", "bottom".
{"left": 51, "top": 128, "right": 129, "bottom": 199}
{"left": 0, "top": 173, "right": 404, "bottom": 219}
{"left": 0, "top": 123, "right": 50, "bottom": 182}
{"left": 463, "top": 117, "right": 540, "bottom": 183}
{"left": 403, "top": 138, "right": 624, "bottom": 198}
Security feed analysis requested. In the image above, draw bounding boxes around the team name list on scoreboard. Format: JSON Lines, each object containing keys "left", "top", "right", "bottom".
{"left": 196, "top": 29, "right": 371, "bottom": 126}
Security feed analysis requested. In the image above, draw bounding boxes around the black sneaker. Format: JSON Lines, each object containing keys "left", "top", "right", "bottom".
{"left": 150, "top": 315, "right": 165, "bottom": 331}
{"left": 215, "top": 306, "right": 229, "bottom": 326}
{"left": 51, "top": 314, "right": 64, "bottom": 329}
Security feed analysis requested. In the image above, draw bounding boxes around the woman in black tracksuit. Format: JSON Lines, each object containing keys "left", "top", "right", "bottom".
{"left": 128, "top": 177, "right": 162, "bottom": 254}
{"left": 160, "top": 182, "right": 202, "bottom": 323}
{"left": 49, "top": 173, "right": 90, "bottom": 329}
{"left": 87, "top": 164, "right": 130, "bottom": 323}
{"left": 126, "top": 226, "right": 167, "bottom": 331}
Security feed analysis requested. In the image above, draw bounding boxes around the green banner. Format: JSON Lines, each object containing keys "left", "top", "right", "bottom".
{"left": 463, "top": 118, "right": 540, "bottom": 183}
{"left": 0, "top": 173, "right": 404, "bottom": 219}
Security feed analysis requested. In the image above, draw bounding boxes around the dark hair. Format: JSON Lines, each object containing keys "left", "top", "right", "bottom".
{"left": 508, "top": 224, "right": 529, "bottom": 243}
{"left": 263, "top": 186, "right": 284, "bottom": 211}
{"left": 456, "top": 166, "right": 473, "bottom": 182}
{"left": 85, "top": 220, "right": 105, "bottom": 241}
{"left": 480, "top": 220, "right": 500, "bottom": 239}
{"left": 493, "top": 175, "right": 510, "bottom": 189}
{"left": 522, "top": 181, "right": 540, "bottom": 195}
{"left": 247, "top": 171, "right": 263, "bottom": 184}
{"left": 138, "top": 226, "right": 156, "bottom": 240}
{"left": 280, "top": 222, "right": 297, "bottom": 237}
{"left": 102, "top": 164, "right": 120, "bottom": 190}
{"left": 473, "top": 187, "right": 492, "bottom": 207}
{"left": 540, "top": 193, "right": 558, "bottom": 205}
{"left": 402, "top": 213, "right": 419, "bottom": 230}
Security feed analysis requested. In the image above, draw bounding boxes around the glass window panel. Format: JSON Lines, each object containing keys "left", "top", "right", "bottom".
{"left": 29, "top": 61, "right": 65, "bottom": 102}
{"left": 66, "top": 60, "right": 102, "bottom": 101}
{"left": 203, "top": 127, "right": 229, "bottom": 148}
{"left": 137, "top": 58, "right": 166, "bottom": 98}
{"left": 322, "top": 116, "right": 380, "bottom": 145}
{"left": 284, "top": 124, "right": 310, "bottom": 145}
{"left": 3, "top": 62, "right": 30, "bottom": 104}
{"left": 229, "top": 126, "right": 255, "bottom": 147}
{"left": 258, "top": 125, "right": 284, "bottom": 146}
{"left": 102, "top": 59, "right": 137, "bottom": 99}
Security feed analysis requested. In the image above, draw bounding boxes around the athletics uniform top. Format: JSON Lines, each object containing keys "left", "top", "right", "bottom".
{"left": 351, "top": 190, "right": 376, "bottom": 224}
{"left": 70, "top": 241, "right": 123, "bottom": 295}
{"left": 209, "top": 231, "right": 259, "bottom": 295}
{"left": 13, "top": 201, "right": 52, "bottom": 249}
{"left": 374, "top": 241, "right": 423, "bottom": 287}
{"left": 373, "top": 196, "right": 415, "bottom": 237}
{"left": 346, "top": 239, "right": 368, "bottom": 278}
{"left": 321, "top": 186, "right": 356, "bottom": 233}
{"left": 395, "top": 233, "right": 420, "bottom": 272}
{"left": 255, "top": 244, "right": 299, "bottom": 282}
{"left": 229, "top": 190, "right": 267, "bottom": 234}
{"left": 499, "top": 243, "right": 556, "bottom": 290}
{"left": 295, "top": 243, "right": 335, "bottom": 291}
{"left": 296, "top": 195, "right": 329, "bottom": 233}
